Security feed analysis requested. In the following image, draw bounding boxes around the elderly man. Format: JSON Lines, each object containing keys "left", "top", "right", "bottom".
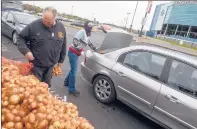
{"left": 17, "top": 7, "right": 67, "bottom": 88}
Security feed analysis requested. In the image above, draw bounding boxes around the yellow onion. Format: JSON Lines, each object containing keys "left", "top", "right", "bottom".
{"left": 9, "top": 95, "right": 20, "bottom": 105}
{"left": 5, "top": 112, "right": 15, "bottom": 122}
{"left": 15, "top": 122, "right": 23, "bottom": 129}
{"left": 5, "top": 122, "right": 15, "bottom": 129}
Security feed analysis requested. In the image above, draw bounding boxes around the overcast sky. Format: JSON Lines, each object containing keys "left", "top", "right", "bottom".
{"left": 22, "top": 1, "right": 170, "bottom": 30}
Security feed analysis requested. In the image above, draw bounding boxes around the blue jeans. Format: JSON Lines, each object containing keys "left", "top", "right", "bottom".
{"left": 64, "top": 50, "right": 78, "bottom": 92}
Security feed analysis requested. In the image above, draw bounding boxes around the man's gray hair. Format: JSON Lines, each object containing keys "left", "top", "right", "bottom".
{"left": 43, "top": 6, "right": 57, "bottom": 16}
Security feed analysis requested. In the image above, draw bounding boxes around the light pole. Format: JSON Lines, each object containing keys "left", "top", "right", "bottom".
{"left": 139, "top": 1, "right": 152, "bottom": 37}
{"left": 130, "top": 1, "right": 138, "bottom": 32}
{"left": 71, "top": 6, "right": 73, "bottom": 16}
{"left": 92, "top": 13, "right": 94, "bottom": 21}
{"left": 125, "top": 12, "right": 131, "bottom": 30}
{"left": 32, "top": 1, "right": 35, "bottom": 13}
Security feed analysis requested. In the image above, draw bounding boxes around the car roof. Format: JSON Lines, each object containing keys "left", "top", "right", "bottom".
{"left": 116, "top": 45, "right": 197, "bottom": 67}
{"left": 10, "top": 11, "right": 34, "bottom": 16}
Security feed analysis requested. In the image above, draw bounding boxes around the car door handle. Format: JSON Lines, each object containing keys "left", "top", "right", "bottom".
{"left": 165, "top": 94, "right": 181, "bottom": 104}
{"left": 116, "top": 71, "right": 126, "bottom": 77}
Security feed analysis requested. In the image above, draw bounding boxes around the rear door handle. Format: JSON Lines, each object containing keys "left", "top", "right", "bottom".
{"left": 165, "top": 94, "right": 181, "bottom": 104}
{"left": 116, "top": 71, "right": 126, "bottom": 77}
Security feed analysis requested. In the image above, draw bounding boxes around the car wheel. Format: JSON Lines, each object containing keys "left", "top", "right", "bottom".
{"left": 93, "top": 75, "right": 116, "bottom": 104}
{"left": 12, "top": 31, "right": 19, "bottom": 45}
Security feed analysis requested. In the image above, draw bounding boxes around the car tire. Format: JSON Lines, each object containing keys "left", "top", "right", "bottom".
{"left": 93, "top": 75, "right": 116, "bottom": 104}
{"left": 12, "top": 31, "right": 19, "bottom": 45}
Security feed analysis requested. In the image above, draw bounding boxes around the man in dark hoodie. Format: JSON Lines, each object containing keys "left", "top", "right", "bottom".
{"left": 17, "top": 7, "right": 67, "bottom": 87}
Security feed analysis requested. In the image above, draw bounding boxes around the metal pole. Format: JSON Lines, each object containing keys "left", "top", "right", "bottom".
{"left": 125, "top": 13, "right": 130, "bottom": 30}
{"left": 174, "top": 25, "right": 179, "bottom": 35}
{"left": 164, "top": 24, "right": 168, "bottom": 36}
{"left": 186, "top": 26, "right": 191, "bottom": 37}
{"left": 139, "top": 12, "right": 148, "bottom": 37}
{"left": 130, "top": 1, "right": 138, "bottom": 32}
{"left": 139, "top": 1, "right": 152, "bottom": 37}
{"left": 33, "top": 1, "right": 35, "bottom": 13}
{"left": 71, "top": 6, "right": 73, "bottom": 16}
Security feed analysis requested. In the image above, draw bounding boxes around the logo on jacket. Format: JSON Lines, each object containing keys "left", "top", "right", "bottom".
{"left": 58, "top": 32, "right": 64, "bottom": 38}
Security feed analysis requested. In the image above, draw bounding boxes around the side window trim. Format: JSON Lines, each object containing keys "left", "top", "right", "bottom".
{"left": 117, "top": 50, "right": 168, "bottom": 82}
{"left": 7, "top": 13, "right": 14, "bottom": 22}
{"left": 164, "top": 57, "right": 197, "bottom": 99}
{"left": 3, "top": 12, "right": 9, "bottom": 19}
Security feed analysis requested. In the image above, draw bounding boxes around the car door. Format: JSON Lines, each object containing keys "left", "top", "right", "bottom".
{"left": 112, "top": 50, "right": 167, "bottom": 115}
{"left": 152, "top": 59, "right": 197, "bottom": 129}
{"left": 5, "top": 12, "right": 15, "bottom": 38}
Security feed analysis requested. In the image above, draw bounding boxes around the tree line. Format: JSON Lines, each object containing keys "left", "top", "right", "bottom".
{"left": 23, "top": 3, "right": 97, "bottom": 23}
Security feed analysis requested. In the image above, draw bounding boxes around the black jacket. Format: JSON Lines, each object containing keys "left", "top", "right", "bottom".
{"left": 17, "top": 19, "right": 67, "bottom": 67}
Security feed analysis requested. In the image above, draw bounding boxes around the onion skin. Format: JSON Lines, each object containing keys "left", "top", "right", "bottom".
{"left": 2, "top": 101, "right": 9, "bottom": 107}
{"left": 18, "top": 110, "right": 26, "bottom": 117}
{"left": 15, "top": 122, "right": 23, "bottom": 129}
{"left": 5, "top": 113, "right": 14, "bottom": 122}
{"left": 25, "top": 122, "right": 33, "bottom": 129}
{"left": 36, "top": 113, "right": 44, "bottom": 121}
{"left": 53, "top": 121, "right": 61, "bottom": 128}
{"left": 14, "top": 116, "right": 21, "bottom": 122}
{"left": 9, "top": 95, "right": 20, "bottom": 105}
{"left": 28, "top": 113, "right": 36, "bottom": 123}
{"left": 31, "top": 102, "right": 37, "bottom": 109}
{"left": 2, "top": 115, "right": 5, "bottom": 123}
{"left": 5, "top": 122, "right": 15, "bottom": 128}
{"left": 38, "top": 120, "right": 49, "bottom": 129}
{"left": 12, "top": 109, "right": 18, "bottom": 115}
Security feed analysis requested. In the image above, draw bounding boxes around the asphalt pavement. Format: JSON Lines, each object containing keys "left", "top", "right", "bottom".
{"left": 1, "top": 26, "right": 164, "bottom": 129}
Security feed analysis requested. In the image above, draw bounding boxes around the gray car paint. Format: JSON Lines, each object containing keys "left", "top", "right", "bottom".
{"left": 81, "top": 44, "right": 197, "bottom": 129}
{"left": 2, "top": 11, "right": 37, "bottom": 39}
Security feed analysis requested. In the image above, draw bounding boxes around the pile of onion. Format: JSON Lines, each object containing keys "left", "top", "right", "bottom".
{"left": 52, "top": 65, "right": 62, "bottom": 76}
{"left": 2, "top": 57, "right": 33, "bottom": 76}
{"left": 2, "top": 59, "right": 94, "bottom": 129}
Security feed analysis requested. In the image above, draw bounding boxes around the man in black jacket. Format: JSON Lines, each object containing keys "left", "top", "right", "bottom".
{"left": 17, "top": 7, "right": 67, "bottom": 87}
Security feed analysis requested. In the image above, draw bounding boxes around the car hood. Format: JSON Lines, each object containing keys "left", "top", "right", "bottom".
{"left": 98, "top": 31, "right": 133, "bottom": 52}
{"left": 16, "top": 24, "right": 26, "bottom": 32}
{"left": 19, "top": 24, "right": 26, "bottom": 28}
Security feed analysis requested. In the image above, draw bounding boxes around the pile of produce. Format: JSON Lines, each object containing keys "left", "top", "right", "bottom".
{"left": 2, "top": 57, "right": 33, "bottom": 76}
{"left": 52, "top": 65, "right": 62, "bottom": 76}
{"left": 1, "top": 57, "right": 94, "bottom": 129}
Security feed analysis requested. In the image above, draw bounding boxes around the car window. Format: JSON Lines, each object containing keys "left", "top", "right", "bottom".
{"left": 120, "top": 51, "right": 167, "bottom": 81}
{"left": 167, "top": 60, "right": 197, "bottom": 98}
{"left": 7, "top": 13, "right": 14, "bottom": 22}
{"left": 2, "top": 12, "right": 9, "bottom": 18}
{"left": 15, "top": 14, "right": 37, "bottom": 25}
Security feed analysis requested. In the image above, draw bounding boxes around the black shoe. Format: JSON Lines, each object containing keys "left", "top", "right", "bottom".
{"left": 69, "top": 90, "right": 80, "bottom": 96}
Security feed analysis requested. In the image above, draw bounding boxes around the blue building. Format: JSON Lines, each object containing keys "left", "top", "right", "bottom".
{"left": 147, "top": 1, "right": 197, "bottom": 43}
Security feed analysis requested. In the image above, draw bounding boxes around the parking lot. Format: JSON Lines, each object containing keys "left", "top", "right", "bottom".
{"left": 1, "top": 26, "right": 164, "bottom": 129}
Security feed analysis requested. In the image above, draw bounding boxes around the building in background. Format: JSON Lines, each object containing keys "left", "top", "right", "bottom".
{"left": 147, "top": 1, "right": 197, "bottom": 43}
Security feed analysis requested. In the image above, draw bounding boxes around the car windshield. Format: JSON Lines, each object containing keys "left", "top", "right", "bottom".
{"left": 15, "top": 14, "right": 37, "bottom": 25}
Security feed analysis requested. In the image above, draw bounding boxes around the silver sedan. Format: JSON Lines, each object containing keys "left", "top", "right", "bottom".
{"left": 80, "top": 31, "right": 197, "bottom": 129}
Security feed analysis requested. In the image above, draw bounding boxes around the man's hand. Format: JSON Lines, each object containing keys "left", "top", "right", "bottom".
{"left": 57, "top": 63, "right": 63, "bottom": 67}
{"left": 25, "top": 52, "right": 34, "bottom": 61}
